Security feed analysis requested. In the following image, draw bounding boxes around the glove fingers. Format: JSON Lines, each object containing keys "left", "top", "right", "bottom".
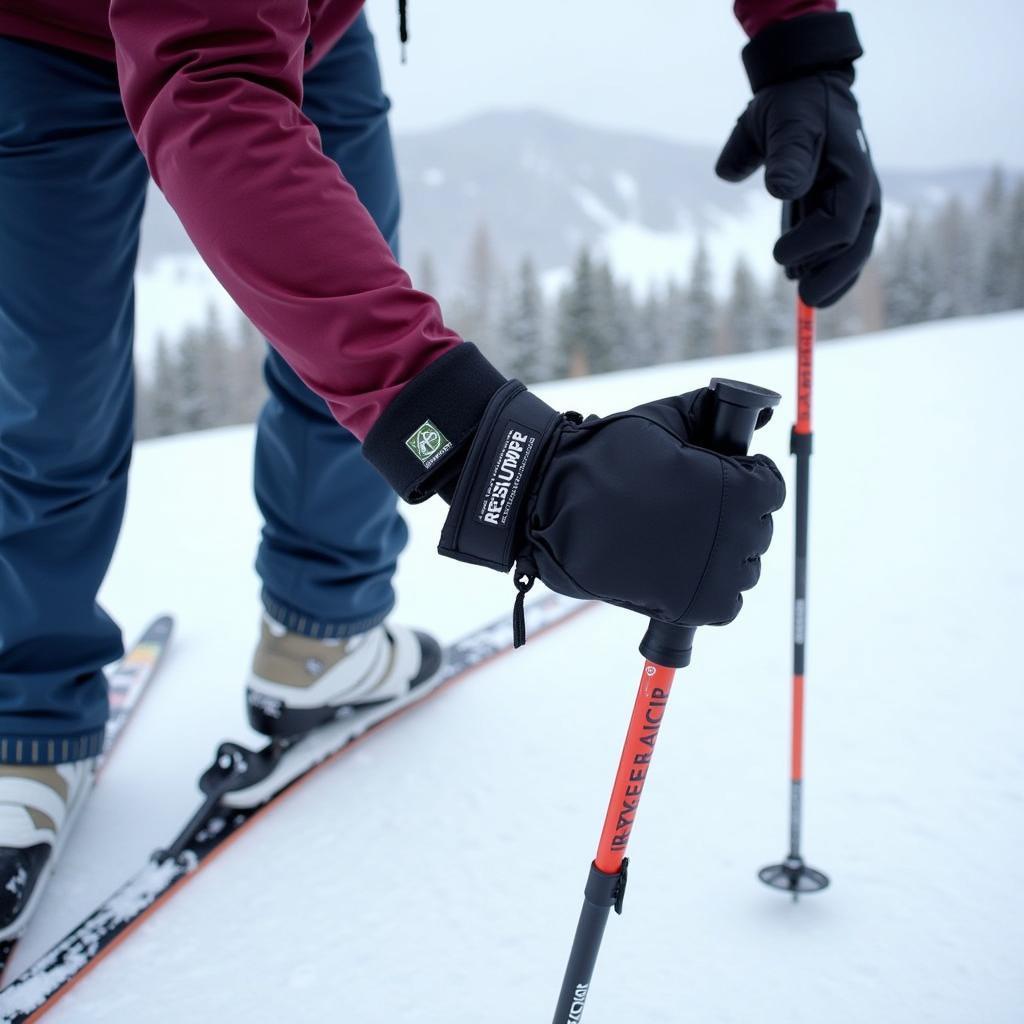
{"left": 798, "top": 179, "right": 881, "bottom": 308}
{"left": 715, "top": 114, "right": 763, "bottom": 183}
{"left": 773, "top": 169, "right": 872, "bottom": 268}
{"left": 746, "top": 453, "right": 786, "bottom": 514}
{"left": 716, "top": 592, "right": 744, "bottom": 627}
{"left": 762, "top": 105, "right": 824, "bottom": 200}
{"left": 739, "top": 555, "right": 762, "bottom": 591}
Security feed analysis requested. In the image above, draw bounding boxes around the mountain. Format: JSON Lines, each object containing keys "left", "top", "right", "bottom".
{"left": 17, "top": 312, "right": 1023, "bottom": 1023}
{"left": 138, "top": 108, "right": 1002, "bottom": 299}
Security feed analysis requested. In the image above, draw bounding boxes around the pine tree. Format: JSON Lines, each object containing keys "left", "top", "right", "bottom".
{"left": 661, "top": 279, "right": 689, "bottom": 362}
{"left": 764, "top": 270, "right": 793, "bottom": 349}
{"left": 557, "top": 249, "right": 596, "bottom": 377}
{"left": 633, "top": 289, "right": 667, "bottom": 368}
{"left": 684, "top": 239, "right": 716, "bottom": 359}
{"left": 501, "top": 256, "right": 545, "bottom": 382}
{"left": 722, "top": 256, "right": 764, "bottom": 353}
{"left": 594, "top": 261, "right": 629, "bottom": 373}
{"left": 556, "top": 249, "right": 623, "bottom": 377}
{"left": 884, "top": 213, "right": 933, "bottom": 326}
{"left": 233, "top": 312, "right": 268, "bottom": 422}
{"left": 198, "top": 304, "right": 234, "bottom": 428}
{"left": 176, "top": 324, "right": 208, "bottom": 432}
{"left": 150, "top": 332, "right": 180, "bottom": 437}
{"left": 980, "top": 168, "right": 1014, "bottom": 312}
{"left": 1010, "top": 178, "right": 1024, "bottom": 308}
{"left": 449, "top": 223, "right": 501, "bottom": 360}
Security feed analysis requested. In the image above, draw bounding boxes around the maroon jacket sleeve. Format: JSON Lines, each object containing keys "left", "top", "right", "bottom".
{"left": 734, "top": 0, "right": 837, "bottom": 38}
{"left": 108, "top": 0, "right": 462, "bottom": 441}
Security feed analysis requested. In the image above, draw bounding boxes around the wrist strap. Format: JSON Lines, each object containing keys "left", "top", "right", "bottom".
{"left": 439, "top": 383, "right": 562, "bottom": 572}
{"left": 742, "top": 12, "right": 862, "bottom": 92}
{"left": 362, "top": 343, "right": 507, "bottom": 503}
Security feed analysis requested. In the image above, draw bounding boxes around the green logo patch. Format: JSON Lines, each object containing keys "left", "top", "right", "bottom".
{"left": 405, "top": 420, "right": 451, "bottom": 469}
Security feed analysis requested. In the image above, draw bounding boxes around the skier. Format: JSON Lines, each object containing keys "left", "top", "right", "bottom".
{"left": 0, "top": 0, "right": 878, "bottom": 942}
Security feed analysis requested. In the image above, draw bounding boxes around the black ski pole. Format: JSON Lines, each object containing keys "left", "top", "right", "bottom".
{"left": 552, "top": 377, "right": 781, "bottom": 1024}
{"left": 757, "top": 296, "right": 829, "bottom": 899}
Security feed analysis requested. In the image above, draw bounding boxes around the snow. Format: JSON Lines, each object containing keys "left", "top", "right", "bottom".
{"left": 11, "top": 313, "right": 1024, "bottom": 1022}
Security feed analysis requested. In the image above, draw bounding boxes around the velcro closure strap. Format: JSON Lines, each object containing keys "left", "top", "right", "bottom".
{"left": 439, "top": 383, "right": 561, "bottom": 572}
{"left": 742, "top": 12, "right": 863, "bottom": 92}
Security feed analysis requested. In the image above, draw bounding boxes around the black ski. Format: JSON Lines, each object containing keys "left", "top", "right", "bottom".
{"left": 0, "top": 595, "right": 585, "bottom": 1024}
{"left": 0, "top": 615, "right": 174, "bottom": 983}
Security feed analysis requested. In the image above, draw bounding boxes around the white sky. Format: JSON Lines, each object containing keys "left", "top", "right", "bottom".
{"left": 365, "top": 0, "right": 1024, "bottom": 170}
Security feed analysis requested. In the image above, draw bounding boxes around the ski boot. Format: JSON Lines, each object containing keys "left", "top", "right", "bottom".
{"left": 0, "top": 759, "right": 96, "bottom": 941}
{"left": 246, "top": 615, "right": 442, "bottom": 737}
{"left": 217, "top": 617, "right": 443, "bottom": 810}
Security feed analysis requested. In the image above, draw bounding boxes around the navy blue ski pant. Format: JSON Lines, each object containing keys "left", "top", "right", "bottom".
{"left": 0, "top": 15, "right": 407, "bottom": 764}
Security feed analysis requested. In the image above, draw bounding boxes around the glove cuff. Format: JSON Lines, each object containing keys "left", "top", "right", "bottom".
{"left": 363, "top": 342, "right": 507, "bottom": 503}
{"left": 742, "top": 11, "right": 863, "bottom": 92}
{"left": 439, "top": 382, "right": 562, "bottom": 572}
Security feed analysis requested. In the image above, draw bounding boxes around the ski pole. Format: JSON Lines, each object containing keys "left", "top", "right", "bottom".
{"left": 552, "top": 377, "right": 781, "bottom": 1024}
{"left": 757, "top": 297, "right": 829, "bottom": 898}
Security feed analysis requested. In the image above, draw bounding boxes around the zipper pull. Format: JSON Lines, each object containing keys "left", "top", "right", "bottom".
{"left": 512, "top": 569, "right": 536, "bottom": 649}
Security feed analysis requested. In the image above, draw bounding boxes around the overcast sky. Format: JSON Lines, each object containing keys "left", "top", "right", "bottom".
{"left": 364, "top": 0, "right": 1023, "bottom": 171}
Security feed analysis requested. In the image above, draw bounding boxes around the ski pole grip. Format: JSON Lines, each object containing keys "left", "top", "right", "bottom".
{"left": 639, "top": 377, "right": 781, "bottom": 668}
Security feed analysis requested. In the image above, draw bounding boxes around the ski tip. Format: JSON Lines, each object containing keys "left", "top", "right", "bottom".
{"left": 141, "top": 615, "right": 175, "bottom": 642}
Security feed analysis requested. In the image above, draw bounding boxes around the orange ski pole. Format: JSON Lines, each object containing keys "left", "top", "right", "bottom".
{"left": 758, "top": 297, "right": 829, "bottom": 899}
{"left": 552, "top": 378, "right": 781, "bottom": 1024}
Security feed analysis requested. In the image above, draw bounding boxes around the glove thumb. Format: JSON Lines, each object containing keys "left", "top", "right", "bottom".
{"left": 715, "top": 116, "right": 762, "bottom": 183}
{"left": 762, "top": 112, "right": 822, "bottom": 200}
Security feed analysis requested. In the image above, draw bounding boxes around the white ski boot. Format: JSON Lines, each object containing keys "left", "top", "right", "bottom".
{"left": 246, "top": 615, "right": 442, "bottom": 738}
{"left": 0, "top": 758, "right": 96, "bottom": 940}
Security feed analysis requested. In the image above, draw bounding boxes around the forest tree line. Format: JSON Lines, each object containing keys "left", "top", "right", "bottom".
{"left": 137, "top": 167, "right": 1024, "bottom": 439}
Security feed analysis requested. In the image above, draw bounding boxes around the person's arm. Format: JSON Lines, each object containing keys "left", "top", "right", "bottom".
{"left": 110, "top": 0, "right": 786, "bottom": 637}
{"left": 109, "top": 0, "right": 477, "bottom": 441}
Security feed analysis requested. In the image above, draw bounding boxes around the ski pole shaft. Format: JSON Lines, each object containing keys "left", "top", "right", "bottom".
{"left": 552, "top": 378, "right": 780, "bottom": 1024}
{"left": 789, "top": 298, "right": 814, "bottom": 857}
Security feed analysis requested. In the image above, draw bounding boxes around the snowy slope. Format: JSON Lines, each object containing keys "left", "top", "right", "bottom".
{"left": 16, "top": 313, "right": 1024, "bottom": 1022}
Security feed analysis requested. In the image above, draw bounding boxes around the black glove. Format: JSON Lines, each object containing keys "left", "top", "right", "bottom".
{"left": 715, "top": 12, "right": 881, "bottom": 308}
{"left": 363, "top": 344, "right": 783, "bottom": 629}
{"left": 436, "top": 382, "right": 784, "bottom": 629}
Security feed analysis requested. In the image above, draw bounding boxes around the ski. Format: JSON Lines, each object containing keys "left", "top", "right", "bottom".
{"left": 0, "top": 594, "right": 586, "bottom": 1024}
{"left": 0, "top": 615, "right": 174, "bottom": 982}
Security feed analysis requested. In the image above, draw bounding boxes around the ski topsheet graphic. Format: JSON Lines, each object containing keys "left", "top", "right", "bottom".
{"left": 0, "top": 616, "right": 174, "bottom": 985}
{"left": 0, "top": 595, "right": 586, "bottom": 1024}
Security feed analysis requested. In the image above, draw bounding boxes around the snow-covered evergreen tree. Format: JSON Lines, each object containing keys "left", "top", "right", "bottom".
{"left": 197, "top": 305, "right": 233, "bottom": 428}
{"left": 684, "top": 239, "right": 716, "bottom": 358}
{"left": 501, "top": 256, "right": 545, "bottom": 382}
{"left": 150, "top": 332, "right": 180, "bottom": 437}
{"left": 556, "top": 248, "right": 611, "bottom": 377}
{"left": 232, "top": 312, "right": 267, "bottom": 423}
{"left": 764, "top": 270, "right": 794, "bottom": 349}
{"left": 722, "top": 256, "right": 764, "bottom": 353}
{"left": 449, "top": 223, "right": 502, "bottom": 361}
{"left": 633, "top": 289, "right": 667, "bottom": 367}
{"left": 661, "top": 279, "right": 689, "bottom": 362}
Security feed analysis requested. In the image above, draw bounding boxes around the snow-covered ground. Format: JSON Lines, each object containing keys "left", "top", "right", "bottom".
{"left": 15, "top": 313, "right": 1023, "bottom": 1022}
